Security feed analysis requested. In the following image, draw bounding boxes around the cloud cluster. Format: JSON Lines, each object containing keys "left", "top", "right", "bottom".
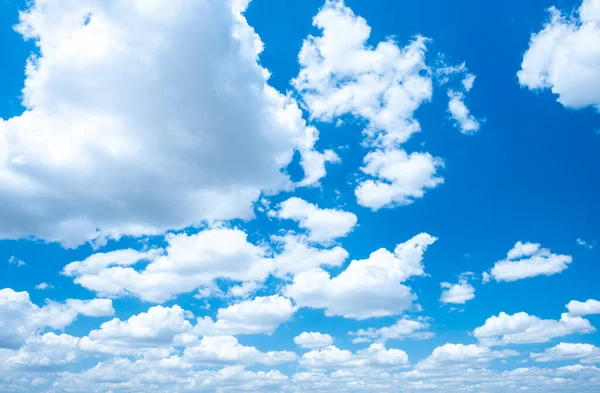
{"left": 0, "top": 0, "right": 335, "bottom": 247}
{"left": 293, "top": 0, "right": 450, "bottom": 210}
{"left": 0, "top": 288, "right": 113, "bottom": 350}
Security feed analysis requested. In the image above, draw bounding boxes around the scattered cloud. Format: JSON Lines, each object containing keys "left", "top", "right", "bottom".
{"left": 293, "top": 0, "right": 452, "bottom": 210}
{"left": 350, "top": 317, "right": 433, "bottom": 343}
{"left": 448, "top": 90, "right": 481, "bottom": 134}
{"left": 300, "top": 343, "right": 410, "bottom": 370}
{"left": 417, "top": 343, "right": 518, "bottom": 370}
{"left": 566, "top": 299, "right": 600, "bottom": 317}
{"left": 473, "top": 311, "right": 595, "bottom": 346}
{"left": 485, "top": 241, "right": 572, "bottom": 282}
{"left": 531, "top": 343, "right": 600, "bottom": 364}
{"left": 576, "top": 238, "right": 595, "bottom": 249}
{"left": 440, "top": 272, "right": 476, "bottom": 305}
{"left": 294, "top": 332, "right": 334, "bottom": 349}
{"left": 0, "top": 288, "right": 113, "bottom": 350}
{"left": 195, "top": 296, "right": 297, "bottom": 336}
{"left": 284, "top": 233, "right": 437, "bottom": 319}
{"left": 275, "top": 197, "right": 357, "bottom": 243}
{"left": 8, "top": 256, "right": 25, "bottom": 267}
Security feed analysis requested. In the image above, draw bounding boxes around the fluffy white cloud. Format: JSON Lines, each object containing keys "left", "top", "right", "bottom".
{"left": 285, "top": 233, "right": 437, "bottom": 319}
{"left": 417, "top": 343, "right": 518, "bottom": 370}
{"left": 567, "top": 299, "right": 600, "bottom": 317}
{"left": 0, "top": 288, "right": 113, "bottom": 350}
{"left": 183, "top": 335, "right": 297, "bottom": 366}
{"left": 195, "top": 296, "right": 296, "bottom": 336}
{"left": 355, "top": 149, "right": 444, "bottom": 210}
{"left": 34, "top": 282, "right": 53, "bottom": 290}
{"left": 63, "top": 227, "right": 273, "bottom": 302}
{"left": 276, "top": 197, "right": 357, "bottom": 243}
{"left": 293, "top": 1, "right": 432, "bottom": 147}
{"left": 0, "top": 0, "right": 334, "bottom": 247}
{"left": 65, "top": 227, "right": 353, "bottom": 302}
{"left": 79, "top": 305, "right": 192, "bottom": 356}
{"left": 270, "top": 234, "right": 349, "bottom": 278}
{"left": 448, "top": 90, "right": 480, "bottom": 134}
{"left": 485, "top": 241, "right": 572, "bottom": 282}
{"left": 518, "top": 0, "right": 600, "bottom": 111}
{"left": 293, "top": 0, "right": 449, "bottom": 210}
{"left": 350, "top": 317, "right": 433, "bottom": 343}
{"left": 300, "top": 343, "right": 409, "bottom": 369}
{"left": 473, "top": 311, "right": 596, "bottom": 346}
{"left": 440, "top": 272, "right": 476, "bottom": 305}
{"left": 531, "top": 343, "right": 600, "bottom": 363}
{"left": 294, "top": 332, "right": 334, "bottom": 349}
{"left": 2, "top": 333, "right": 80, "bottom": 371}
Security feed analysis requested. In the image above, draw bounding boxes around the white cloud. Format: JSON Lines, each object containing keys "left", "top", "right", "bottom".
{"left": 293, "top": 0, "right": 451, "bottom": 211}
{"left": 300, "top": 343, "right": 409, "bottom": 370}
{"left": 518, "top": 0, "right": 600, "bottom": 111}
{"left": 448, "top": 90, "right": 481, "bottom": 134}
{"left": 7, "top": 256, "right": 25, "bottom": 267}
{"left": 350, "top": 317, "right": 433, "bottom": 343}
{"left": 295, "top": 126, "right": 341, "bottom": 188}
{"left": 485, "top": 241, "right": 572, "bottom": 282}
{"left": 577, "top": 238, "right": 595, "bottom": 249}
{"left": 294, "top": 332, "right": 334, "bottom": 349}
{"left": 3, "top": 333, "right": 80, "bottom": 371}
{"left": 293, "top": 1, "right": 432, "bottom": 148}
{"left": 463, "top": 74, "right": 476, "bottom": 91}
{"left": 531, "top": 343, "right": 600, "bottom": 364}
{"left": 65, "top": 227, "right": 352, "bottom": 302}
{"left": 0, "top": 288, "right": 113, "bottom": 350}
{"left": 183, "top": 335, "right": 297, "bottom": 366}
{"left": 79, "top": 305, "right": 192, "bottom": 356}
{"left": 270, "top": 234, "right": 349, "bottom": 278}
{"left": 284, "top": 233, "right": 437, "bottom": 319}
{"left": 473, "top": 311, "right": 596, "bottom": 346}
{"left": 46, "top": 357, "right": 291, "bottom": 393}
{"left": 195, "top": 296, "right": 296, "bottom": 336}
{"left": 0, "top": 0, "right": 333, "bottom": 247}
{"left": 63, "top": 227, "right": 273, "bottom": 303}
{"left": 355, "top": 149, "right": 444, "bottom": 210}
{"left": 228, "top": 282, "right": 259, "bottom": 299}
{"left": 276, "top": 197, "right": 357, "bottom": 243}
{"left": 567, "top": 299, "right": 600, "bottom": 317}
{"left": 34, "top": 282, "right": 53, "bottom": 290}
{"left": 436, "top": 60, "right": 481, "bottom": 134}
{"left": 440, "top": 272, "right": 476, "bottom": 305}
{"left": 417, "top": 343, "right": 518, "bottom": 370}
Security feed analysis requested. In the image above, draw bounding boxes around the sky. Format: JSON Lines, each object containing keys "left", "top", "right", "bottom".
{"left": 0, "top": 0, "right": 599, "bottom": 392}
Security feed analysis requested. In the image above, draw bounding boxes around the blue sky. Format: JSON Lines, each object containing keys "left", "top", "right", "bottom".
{"left": 1, "top": 0, "right": 599, "bottom": 392}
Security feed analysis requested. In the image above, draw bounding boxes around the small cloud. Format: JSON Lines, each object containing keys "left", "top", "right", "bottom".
{"left": 8, "top": 256, "right": 26, "bottom": 267}
{"left": 462, "top": 74, "right": 476, "bottom": 92}
{"left": 594, "top": 129, "right": 600, "bottom": 135}
{"left": 482, "top": 272, "right": 491, "bottom": 284}
{"left": 35, "top": 282, "right": 54, "bottom": 290}
{"left": 576, "top": 238, "right": 595, "bottom": 249}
